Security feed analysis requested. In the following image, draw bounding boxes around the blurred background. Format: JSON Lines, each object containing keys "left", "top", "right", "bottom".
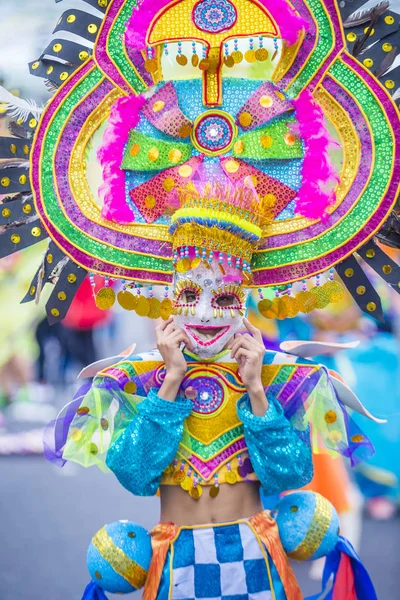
{"left": 1, "top": 1, "right": 400, "bottom": 599}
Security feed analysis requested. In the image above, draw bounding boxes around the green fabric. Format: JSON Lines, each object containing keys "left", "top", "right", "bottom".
{"left": 121, "top": 130, "right": 192, "bottom": 171}
{"left": 233, "top": 117, "right": 303, "bottom": 160}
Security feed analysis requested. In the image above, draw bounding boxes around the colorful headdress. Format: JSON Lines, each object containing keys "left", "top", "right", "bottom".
{"left": 1, "top": 0, "right": 399, "bottom": 323}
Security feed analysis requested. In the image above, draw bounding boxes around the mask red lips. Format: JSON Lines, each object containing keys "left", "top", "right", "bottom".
{"left": 185, "top": 325, "right": 230, "bottom": 346}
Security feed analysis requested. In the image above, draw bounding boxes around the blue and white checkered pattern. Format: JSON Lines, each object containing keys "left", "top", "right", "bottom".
{"left": 168, "top": 521, "right": 279, "bottom": 600}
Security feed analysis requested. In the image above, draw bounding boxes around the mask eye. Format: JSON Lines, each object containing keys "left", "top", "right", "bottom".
{"left": 183, "top": 290, "right": 198, "bottom": 304}
{"left": 216, "top": 294, "right": 238, "bottom": 307}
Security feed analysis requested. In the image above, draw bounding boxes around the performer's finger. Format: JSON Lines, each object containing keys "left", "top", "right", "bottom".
{"left": 243, "top": 318, "right": 263, "bottom": 344}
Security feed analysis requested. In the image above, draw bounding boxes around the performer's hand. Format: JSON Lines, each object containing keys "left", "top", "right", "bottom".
{"left": 229, "top": 318, "right": 268, "bottom": 415}
{"left": 156, "top": 318, "right": 192, "bottom": 400}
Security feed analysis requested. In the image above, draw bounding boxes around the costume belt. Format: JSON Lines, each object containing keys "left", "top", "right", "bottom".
{"left": 142, "top": 510, "right": 302, "bottom": 600}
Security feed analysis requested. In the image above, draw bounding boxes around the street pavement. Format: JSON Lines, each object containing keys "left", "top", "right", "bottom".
{"left": 0, "top": 456, "right": 399, "bottom": 599}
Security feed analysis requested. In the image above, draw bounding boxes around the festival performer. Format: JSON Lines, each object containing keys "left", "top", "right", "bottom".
{"left": 1, "top": 1, "right": 400, "bottom": 598}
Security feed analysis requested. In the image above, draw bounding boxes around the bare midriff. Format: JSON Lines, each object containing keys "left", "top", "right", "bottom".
{"left": 160, "top": 481, "right": 263, "bottom": 526}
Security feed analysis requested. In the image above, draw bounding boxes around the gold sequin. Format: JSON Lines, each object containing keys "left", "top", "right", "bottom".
{"left": 148, "top": 298, "right": 161, "bottom": 319}
{"left": 344, "top": 268, "right": 354, "bottom": 277}
{"left": 224, "top": 159, "right": 240, "bottom": 173}
{"left": 189, "top": 486, "right": 203, "bottom": 499}
{"left": 367, "top": 302, "right": 377, "bottom": 312}
{"left": 234, "top": 140, "right": 244, "bottom": 154}
{"left": 178, "top": 164, "right": 192, "bottom": 178}
{"left": 324, "top": 410, "right": 337, "bottom": 424}
{"left": 239, "top": 112, "right": 252, "bottom": 127}
{"left": 260, "top": 134, "right": 273, "bottom": 148}
{"left": 259, "top": 95, "right": 273, "bottom": 108}
{"left": 51, "top": 308, "right": 60, "bottom": 317}
{"left": 160, "top": 298, "right": 173, "bottom": 320}
{"left": 163, "top": 177, "right": 175, "bottom": 192}
{"left": 95, "top": 287, "right": 116, "bottom": 310}
{"left": 168, "top": 149, "right": 182, "bottom": 163}
{"left": 255, "top": 48, "right": 269, "bottom": 62}
{"left": 178, "top": 124, "right": 192, "bottom": 138}
{"left": 244, "top": 49, "right": 256, "bottom": 63}
{"left": 148, "top": 147, "right": 160, "bottom": 162}
{"left": 288, "top": 494, "right": 332, "bottom": 560}
{"left": 145, "top": 195, "right": 156, "bottom": 209}
{"left": 351, "top": 434, "right": 364, "bottom": 443}
{"left": 117, "top": 290, "right": 137, "bottom": 311}
{"left": 152, "top": 100, "right": 165, "bottom": 113}
{"left": 382, "top": 265, "right": 392, "bottom": 275}
{"left": 130, "top": 143, "right": 140, "bottom": 157}
{"left": 135, "top": 296, "right": 150, "bottom": 317}
{"left": 232, "top": 50, "right": 243, "bottom": 64}
{"left": 346, "top": 32, "right": 357, "bottom": 42}
{"left": 23, "top": 204, "right": 32, "bottom": 214}
{"left": 225, "top": 470, "right": 238, "bottom": 484}
{"left": 356, "top": 285, "right": 366, "bottom": 295}
{"left": 67, "top": 274, "right": 77, "bottom": 284}
{"left": 284, "top": 132, "right": 296, "bottom": 146}
{"left": 124, "top": 381, "right": 137, "bottom": 394}
{"left": 180, "top": 476, "right": 193, "bottom": 491}
{"left": 2, "top": 208, "right": 11, "bottom": 218}
{"left": 11, "top": 234, "right": 20, "bottom": 244}
{"left": 58, "top": 292, "right": 66, "bottom": 301}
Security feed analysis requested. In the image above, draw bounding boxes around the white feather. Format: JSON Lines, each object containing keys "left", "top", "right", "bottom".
{"left": 0, "top": 87, "right": 43, "bottom": 122}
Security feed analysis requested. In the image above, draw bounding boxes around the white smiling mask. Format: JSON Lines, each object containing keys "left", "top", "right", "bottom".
{"left": 173, "top": 259, "right": 250, "bottom": 358}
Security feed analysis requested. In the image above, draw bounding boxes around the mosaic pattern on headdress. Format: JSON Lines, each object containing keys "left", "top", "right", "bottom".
{"left": 141, "top": 81, "right": 193, "bottom": 138}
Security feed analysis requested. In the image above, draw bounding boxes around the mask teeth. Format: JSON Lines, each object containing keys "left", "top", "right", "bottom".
{"left": 177, "top": 306, "right": 183, "bottom": 315}
{"left": 214, "top": 308, "right": 218, "bottom": 318}
{"left": 184, "top": 306, "right": 189, "bottom": 316}
{"left": 219, "top": 307, "right": 223, "bottom": 318}
{"left": 230, "top": 308, "right": 235, "bottom": 318}
{"left": 191, "top": 305, "right": 195, "bottom": 315}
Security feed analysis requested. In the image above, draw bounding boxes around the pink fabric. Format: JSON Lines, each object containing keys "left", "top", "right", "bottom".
{"left": 124, "top": 0, "right": 171, "bottom": 50}
{"left": 332, "top": 553, "right": 357, "bottom": 600}
{"left": 141, "top": 82, "right": 192, "bottom": 137}
{"left": 236, "top": 81, "right": 294, "bottom": 130}
{"left": 125, "top": 0, "right": 308, "bottom": 50}
{"left": 98, "top": 95, "right": 146, "bottom": 224}
{"left": 293, "top": 90, "right": 338, "bottom": 219}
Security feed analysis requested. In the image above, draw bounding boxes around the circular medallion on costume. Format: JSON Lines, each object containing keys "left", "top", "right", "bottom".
{"left": 193, "top": 0, "right": 237, "bottom": 34}
{"left": 181, "top": 374, "right": 225, "bottom": 415}
{"left": 192, "top": 110, "right": 237, "bottom": 156}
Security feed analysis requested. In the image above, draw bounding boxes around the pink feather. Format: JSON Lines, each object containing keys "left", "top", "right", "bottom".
{"left": 125, "top": 0, "right": 309, "bottom": 50}
{"left": 293, "top": 89, "right": 338, "bottom": 219}
{"left": 97, "top": 95, "right": 146, "bottom": 224}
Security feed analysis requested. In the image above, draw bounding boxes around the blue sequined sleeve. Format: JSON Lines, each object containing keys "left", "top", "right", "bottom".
{"left": 106, "top": 388, "right": 192, "bottom": 496}
{"left": 237, "top": 395, "right": 313, "bottom": 494}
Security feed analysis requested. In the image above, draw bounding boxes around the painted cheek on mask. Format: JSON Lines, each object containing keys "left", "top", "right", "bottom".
{"left": 173, "top": 261, "right": 249, "bottom": 358}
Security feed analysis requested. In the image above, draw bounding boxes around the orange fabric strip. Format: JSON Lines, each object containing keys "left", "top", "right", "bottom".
{"left": 142, "top": 522, "right": 179, "bottom": 600}
{"left": 249, "top": 510, "right": 303, "bottom": 600}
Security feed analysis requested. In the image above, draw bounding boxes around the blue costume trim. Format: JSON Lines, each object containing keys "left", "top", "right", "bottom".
{"left": 237, "top": 395, "right": 313, "bottom": 494}
{"left": 106, "top": 388, "right": 192, "bottom": 496}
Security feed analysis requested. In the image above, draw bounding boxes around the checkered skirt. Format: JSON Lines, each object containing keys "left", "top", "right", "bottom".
{"left": 156, "top": 520, "right": 287, "bottom": 600}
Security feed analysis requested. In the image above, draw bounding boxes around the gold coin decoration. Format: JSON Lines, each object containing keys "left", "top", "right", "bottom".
{"left": 191, "top": 257, "right": 202, "bottom": 270}
{"left": 255, "top": 48, "right": 269, "bottom": 61}
{"left": 124, "top": 381, "right": 137, "bottom": 394}
{"left": 310, "top": 286, "right": 330, "bottom": 309}
{"left": 176, "top": 54, "right": 188, "bottom": 66}
{"left": 148, "top": 297, "right": 161, "bottom": 319}
{"left": 181, "top": 476, "right": 193, "bottom": 491}
{"left": 225, "top": 470, "right": 238, "bottom": 484}
{"left": 199, "top": 58, "right": 209, "bottom": 70}
{"left": 296, "top": 290, "right": 317, "bottom": 314}
{"left": 324, "top": 410, "right": 337, "bottom": 424}
{"left": 258, "top": 298, "right": 272, "bottom": 314}
{"left": 259, "top": 95, "right": 273, "bottom": 108}
{"left": 173, "top": 470, "right": 186, "bottom": 483}
{"left": 117, "top": 290, "right": 137, "bottom": 311}
{"left": 209, "top": 485, "right": 220, "bottom": 498}
{"left": 176, "top": 257, "right": 192, "bottom": 273}
{"left": 323, "top": 280, "right": 344, "bottom": 303}
{"left": 190, "top": 485, "right": 203, "bottom": 499}
{"left": 160, "top": 298, "right": 173, "bottom": 320}
{"left": 244, "top": 49, "right": 256, "bottom": 63}
{"left": 191, "top": 54, "right": 199, "bottom": 67}
{"left": 144, "top": 58, "right": 158, "bottom": 73}
{"left": 95, "top": 287, "right": 116, "bottom": 310}
{"left": 135, "top": 296, "right": 151, "bottom": 317}
{"left": 285, "top": 295, "right": 300, "bottom": 318}
{"left": 234, "top": 140, "right": 244, "bottom": 154}
{"left": 231, "top": 50, "right": 243, "bottom": 63}
{"left": 239, "top": 112, "right": 252, "bottom": 127}
{"left": 224, "top": 55, "right": 234, "bottom": 68}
